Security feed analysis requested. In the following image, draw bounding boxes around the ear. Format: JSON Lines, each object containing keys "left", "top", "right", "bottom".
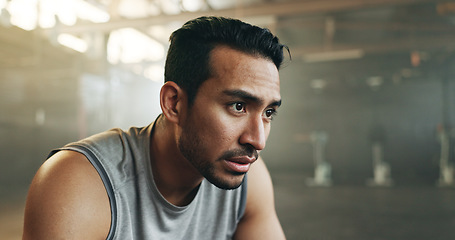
{"left": 160, "top": 81, "right": 186, "bottom": 124}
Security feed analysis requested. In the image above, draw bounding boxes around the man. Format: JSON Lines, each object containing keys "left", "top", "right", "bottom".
{"left": 23, "top": 16, "right": 287, "bottom": 239}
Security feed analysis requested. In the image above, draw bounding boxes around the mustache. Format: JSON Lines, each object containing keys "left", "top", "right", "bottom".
{"left": 219, "top": 146, "right": 258, "bottom": 160}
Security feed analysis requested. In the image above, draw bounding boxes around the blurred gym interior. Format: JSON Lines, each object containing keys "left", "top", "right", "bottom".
{"left": 1, "top": 0, "right": 455, "bottom": 239}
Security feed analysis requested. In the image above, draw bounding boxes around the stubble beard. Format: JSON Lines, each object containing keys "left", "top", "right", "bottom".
{"left": 178, "top": 120, "right": 246, "bottom": 190}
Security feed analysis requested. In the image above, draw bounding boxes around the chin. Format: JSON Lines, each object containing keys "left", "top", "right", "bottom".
{"left": 206, "top": 173, "right": 246, "bottom": 190}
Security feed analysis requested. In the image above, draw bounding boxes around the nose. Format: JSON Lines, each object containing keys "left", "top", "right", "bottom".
{"left": 239, "top": 115, "right": 267, "bottom": 151}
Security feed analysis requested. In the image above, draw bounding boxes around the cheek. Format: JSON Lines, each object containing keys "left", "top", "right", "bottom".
{"left": 205, "top": 115, "right": 240, "bottom": 147}
{"left": 219, "top": 128, "right": 237, "bottom": 145}
{"left": 209, "top": 121, "right": 237, "bottom": 145}
{"left": 265, "top": 123, "right": 272, "bottom": 139}
{"left": 193, "top": 102, "right": 243, "bottom": 148}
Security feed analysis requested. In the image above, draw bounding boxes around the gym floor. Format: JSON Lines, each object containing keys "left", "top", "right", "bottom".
{"left": 2, "top": 171, "right": 455, "bottom": 240}
{"left": 274, "top": 173, "right": 455, "bottom": 240}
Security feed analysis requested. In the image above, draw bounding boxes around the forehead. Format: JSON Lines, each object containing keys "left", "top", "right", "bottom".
{"left": 201, "top": 46, "right": 280, "bottom": 101}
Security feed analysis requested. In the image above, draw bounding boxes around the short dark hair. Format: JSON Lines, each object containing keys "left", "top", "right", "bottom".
{"left": 164, "top": 16, "right": 287, "bottom": 105}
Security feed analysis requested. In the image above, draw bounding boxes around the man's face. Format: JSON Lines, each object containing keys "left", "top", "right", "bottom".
{"left": 178, "top": 46, "right": 281, "bottom": 190}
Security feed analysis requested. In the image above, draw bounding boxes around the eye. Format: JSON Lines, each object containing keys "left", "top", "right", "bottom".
{"left": 229, "top": 102, "right": 246, "bottom": 113}
{"left": 264, "top": 109, "right": 277, "bottom": 120}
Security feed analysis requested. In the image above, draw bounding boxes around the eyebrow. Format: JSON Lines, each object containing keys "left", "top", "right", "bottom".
{"left": 222, "top": 89, "right": 282, "bottom": 107}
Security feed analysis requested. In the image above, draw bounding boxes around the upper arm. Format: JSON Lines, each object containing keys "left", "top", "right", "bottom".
{"left": 233, "top": 157, "right": 286, "bottom": 240}
{"left": 23, "top": 150, "right": 111, "bottom": 240}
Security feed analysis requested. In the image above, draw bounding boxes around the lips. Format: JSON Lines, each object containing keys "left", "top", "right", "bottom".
{"left": 224, "top": 156, "right": 256, "bottom": 173}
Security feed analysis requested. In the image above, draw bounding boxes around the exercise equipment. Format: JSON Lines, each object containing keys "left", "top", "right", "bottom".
{"left": 306, "top": 131, "right": 332, "bottom": 187}
{"left": 366, "top": 142, "right": 393, "bottom": 186}
{"left": 436, "top": 125, "right": 455, "bottom": 187}
{"left": 366, "top": 125, "right": 393, "bottom": 187}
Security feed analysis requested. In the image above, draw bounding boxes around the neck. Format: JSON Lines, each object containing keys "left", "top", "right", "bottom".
{"left": 149, "top": 116, "right": 203, "bottom": 206}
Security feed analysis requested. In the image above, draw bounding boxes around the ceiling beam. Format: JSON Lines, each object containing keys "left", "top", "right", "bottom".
{"left": 278, "top": 19, "right": 455, "bottom": 33}
{"left": 47, "top": 0, "right": 448, "bottom": 34}
{"left": 290, "top": 34, "right": 455, "bottom": 57}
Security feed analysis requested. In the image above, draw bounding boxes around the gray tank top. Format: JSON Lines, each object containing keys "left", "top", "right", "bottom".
{"left": 49, "top": 121, "right": 247, "bottom": 239}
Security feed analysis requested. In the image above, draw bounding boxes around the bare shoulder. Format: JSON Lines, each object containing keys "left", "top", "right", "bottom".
{"left": 234, "top": 157, "right": 286, "bottom": 240}
{"left": 23, "top": 150, "right": 111, "bottom": 240}
{"left": 245, "top": 157, "right": 274, "bottom": 211}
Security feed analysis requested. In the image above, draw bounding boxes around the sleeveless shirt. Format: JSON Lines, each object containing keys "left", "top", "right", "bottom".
{"left": 48, "top": 122, "right": 247, "bottom": 240}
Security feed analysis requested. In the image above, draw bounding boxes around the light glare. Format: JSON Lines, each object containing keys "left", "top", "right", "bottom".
{"left": 76, "top": 0, "right": 110, "bottom": 23}
{"left": 56, "top": 1, "right": 78, "bottom": 26}
{"left": 182, "top": 0, "right": 203, "bottom": 12}
{"left": 58, "top": 33, "right": 88, "bottom": 52}
{"left": 0, "top": 0, "right": 7, "bottom": 8}
{"left": 8, "top": 0, "right": 38, "bottom": 31}
{"left": 108, "top": 28, "right": 165, "bottom": 64}
{"left": 144, "top": 65, "right": 164, "bottom": 82}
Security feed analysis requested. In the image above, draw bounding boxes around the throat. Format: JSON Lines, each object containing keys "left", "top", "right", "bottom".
{"left": 150, "top": 155, "right": 204, "bottom": 206}
{"left": 157, "top": 181, "right": 202, "bottom": 207}
{"left": 149, "top": 115, "right": 204, "bottom": 206}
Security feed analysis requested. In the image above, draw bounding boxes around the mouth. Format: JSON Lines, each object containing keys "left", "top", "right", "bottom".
{"left": 223, "top": 156, "right": 256, "bottom": 173}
